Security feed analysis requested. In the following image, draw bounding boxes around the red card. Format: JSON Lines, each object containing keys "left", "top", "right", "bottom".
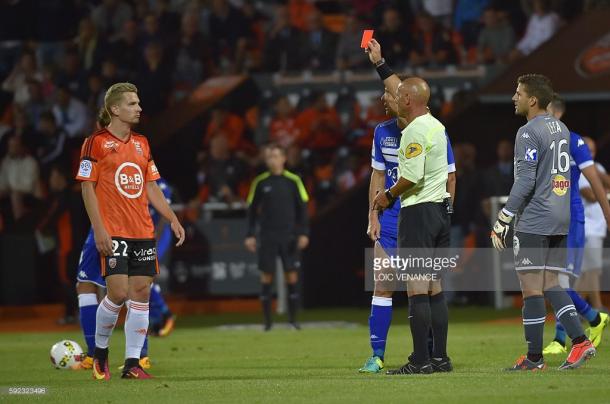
{"left": 360, "top": 29, "right": 374, "bottom": 48}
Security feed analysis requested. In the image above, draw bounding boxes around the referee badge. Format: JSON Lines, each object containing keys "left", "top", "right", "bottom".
{"left": 404, "top": 143, "right": 422, "bottom": 158}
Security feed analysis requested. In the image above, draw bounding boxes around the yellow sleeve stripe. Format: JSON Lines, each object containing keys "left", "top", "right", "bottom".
{"left": 282, "top": 170, "right": 309, "bottom": 202}
{"left": 247, "top": 172, "right": 270, "bottom": 204}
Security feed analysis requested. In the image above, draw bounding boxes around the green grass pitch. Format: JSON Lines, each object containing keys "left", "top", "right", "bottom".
{"left": 1, "top": 308, "right": 609, "bottom": 403}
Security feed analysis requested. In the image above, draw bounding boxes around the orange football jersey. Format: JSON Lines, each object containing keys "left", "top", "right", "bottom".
{"left": 76, "top": 129, "right": 161, "bottom": 239}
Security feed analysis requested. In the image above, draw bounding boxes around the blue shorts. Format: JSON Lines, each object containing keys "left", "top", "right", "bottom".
{"left": 567, "top": 219, "right": 585, "bottom": 277}
{"left": 76, "top": 242, "right": 105, "bottom": 287}
{"left": 378, "top": 233, "right": 397, "bottom": 257}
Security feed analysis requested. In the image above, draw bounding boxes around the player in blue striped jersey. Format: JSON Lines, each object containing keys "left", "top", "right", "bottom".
{"left": 75, "top": 178, "right": 176, "bottom": 369}
{"left": 359, "top": 87, "right": 456, "bottom": 373}
{"left": 543, "top": 96, "right": 610, "bottom": 355}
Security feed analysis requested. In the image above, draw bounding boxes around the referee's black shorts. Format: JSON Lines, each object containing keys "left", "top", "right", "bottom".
{"left": 258, "top": 235, "right": 301, "bottom": 274}
{"left": 398, "top": 202, "right": 450, "bottom": 251}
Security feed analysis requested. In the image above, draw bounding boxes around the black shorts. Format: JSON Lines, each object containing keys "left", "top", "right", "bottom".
{"left": 258, "top": 236, "right": 300, "bottom": 274}
{"left": 398, "top": 202, "right": 450, "bottom": 250}
{"left": 513, "top": 231, "right": 567, "bottom": 272}
{"left": 101, "top": 238, "right": 159, "bottom": 278}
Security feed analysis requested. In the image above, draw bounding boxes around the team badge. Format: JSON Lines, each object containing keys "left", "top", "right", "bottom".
{"left": 78, "top": 160, "right": 92, "bottom": 178}
{"left": 525, "top": 148, "right": 537, "bottom": 161}
{"left": 109, "top": 258, "right": 117, "bottom": 269}
{"left": 404, "top": 143, "right": 422, "bottom": 158}
{"left": 132, "top": 140, "right": 143, "bottom": 155}
{"left": 551, "top": 174, "right": 570, "bottom": 196}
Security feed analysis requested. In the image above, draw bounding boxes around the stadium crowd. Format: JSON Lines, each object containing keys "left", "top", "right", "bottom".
{"left": 0, "top": 0, "right": 606, "bottom": 309}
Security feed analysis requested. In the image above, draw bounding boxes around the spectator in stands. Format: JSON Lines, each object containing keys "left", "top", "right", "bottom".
{"left": 36, "top": 111, "right": 67, "bottom": 168}
{"left": 55, "top": 49, "right": 88, "bottom": 101}
{"left": 336, "top": 13, "right": 369, "bottom": 71}
{"left": 269, "top": 96, "right": 300, "bottom": 148}
{"left": 2, "top": 51, "right": 42, "bottom": 106}
{"left": 295, "top": 92, "right": 342, "bottom": 150}
{"left": 263, "top": 5, "right": 302, "bottom": 72}
{"left": 509, "top": 0, "right": 561, "bottom": 61}
{"left": 52, "top": 87, "right": 89, "bottom": 138}
{"left": 0, "top": 135, "right": 42, "bottom": 221}
{"left": 208, "top": 0, "right": 249, "bottom": 73}
{"left": 375, "top": 8, "right": 413, "bottom": 69}
{"left": 91, "top": 0, "right": 134, "bottom": 42}
{"left": 481, "top": 138, "right": 514, "bottom": 218}
{"left": 141, "top": 13, "right": 164, "bottom": 50}
{"left": 100, "top": 58, "right": 122, "bottom": 88}
{"left": 203, "top": 108, "right": 246, "bottom": 152}
{"left": 477, "top": 6, "right": 516, "bottom": 65}
{"left": 154, "top": 0, "right": 181, "bottom": 36}
{"left": 74, "top": 17, "right": 107, "bottom": 72}
{"left": 111, "top": 20, "right": 142, "bottom": 80}
{"left": 136, "top": 42, "right": 172, "bottom": 117}
{"left": 289, "top": 0, "right": 317, "bottom": 32}
{"left": 197, "top": 134, "right": 246, "bottom": 203}
{"left": 420, "top": 0, "right": 454, "bottom": 28}
{"left": 51, "top": 86, "right": 88, "bottom": 138}
{"left": 171, "top": 11, "right": 210, "bottom": 94}
{"left": 409, "top": 12, "right": 456, "bottom": 67}
{"left": 85, "top": 73, "right": 104, "bottom": 116}
{"left": 299, "top": 10, "right": 338, "bottom": 72}
{"left": 23, "top": 79, "right": 47, "bottom": 130}
{"left": 454, "top": 0, "right": 491, "bottom": 49}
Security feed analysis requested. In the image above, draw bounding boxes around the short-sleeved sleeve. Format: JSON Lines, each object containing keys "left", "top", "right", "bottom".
{"left": 371, "top": 125, "right": 385, "bottom": 171}
{"left": 398, "top": 127, "right": 426, "bottom": 183}
{"left": 146, "top": 153, "right": 161, "bottom": 182}
{"left": 446, "top": 132, "right": 456, "bottom": 173}
{"left": 571, "top": 134, "right": 594, "bottom": 170}
{"left": 76, "top": 136, "right": 101, "bottom": 182}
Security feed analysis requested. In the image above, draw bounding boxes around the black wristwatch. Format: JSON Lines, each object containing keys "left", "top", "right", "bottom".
{"left": 384, "top": 188, "right": 396, "bottom": 203}
{"left": 374, "top": 58, "right": 386, "bottom": 67}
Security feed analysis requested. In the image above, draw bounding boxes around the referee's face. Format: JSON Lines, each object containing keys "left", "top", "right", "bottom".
{"left": 265, "top": 148, "right": 286, "bottom": 172}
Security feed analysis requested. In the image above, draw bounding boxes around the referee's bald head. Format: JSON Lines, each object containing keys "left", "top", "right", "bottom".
{"left": 396, "top": 77, "right": 430, "bottom": 116}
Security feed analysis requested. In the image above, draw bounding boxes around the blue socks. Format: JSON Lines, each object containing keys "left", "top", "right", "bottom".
{"left": 78, "top": 293, "right": 98, "bottom": 357}
{"left": 149, "top": 283, "right": 170, "bottom": 326}
{"left": 369, "top": 296, "right": 392, "bottom": 360}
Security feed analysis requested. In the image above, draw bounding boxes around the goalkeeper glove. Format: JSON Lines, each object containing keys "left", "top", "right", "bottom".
{"left": 491, "top": 209, "right": 513, "bottom": 251}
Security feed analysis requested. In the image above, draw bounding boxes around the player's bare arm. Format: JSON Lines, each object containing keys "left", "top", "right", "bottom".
{"left": 81, "top": 181, "right": 113, "bottom": 256}
{"left": 580, "top": 165, "right": 610, "bottom": 229}
{"left": 366, "top": 39, "right": 401, "bottom": 99}
{"left": 368, "top": 169, "right": 385, "bottom": 240}
{"left": 146, "top": 181, "right": 185, "bottom": 246}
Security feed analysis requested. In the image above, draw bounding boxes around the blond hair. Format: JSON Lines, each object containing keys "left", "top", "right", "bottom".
{"left": 97, "top": 82, "right": 138, "bottom": 127}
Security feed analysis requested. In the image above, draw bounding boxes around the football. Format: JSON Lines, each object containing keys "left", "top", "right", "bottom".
{"left": 50, "top": 340, "right": 84, "bottom": 370}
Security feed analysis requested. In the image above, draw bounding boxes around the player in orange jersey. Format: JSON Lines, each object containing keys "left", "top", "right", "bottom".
{"left": 76, "top": 82, "right": 185, "bottom": 380}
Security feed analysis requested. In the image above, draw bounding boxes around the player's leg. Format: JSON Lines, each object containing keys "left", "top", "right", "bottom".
{"left": 122, "top": 274, "right": 153, "bottom": 378}
{"left": 76, "top": 242, "right": 106, "bottom": 368}
{"left": 359, "top": 240, "right": 394, "bottom": 373}
{"left": 149, "top": 283, "right": 175, "bottom": 337}
{"left": 93, "top": 267, "right": 128, "bottom": 380}
{"left": 508, "top": 232, "right": 547, "bottom": 371}
{"left": 258, "top": 238, "right": 276, "bottom": 331}
{"left": 543, "top": 235, "right": 595, "bottom": 370}
{"left": 279, "top": 237, "right": 301, "bottom": 329}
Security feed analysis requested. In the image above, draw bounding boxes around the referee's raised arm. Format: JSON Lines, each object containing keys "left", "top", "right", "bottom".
{"left": 366, "top": 39, "right": 401, "bottom": 99}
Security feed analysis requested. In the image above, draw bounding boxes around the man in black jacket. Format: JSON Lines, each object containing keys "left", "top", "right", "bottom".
{"left": 245, "top": 144, "right": 309, "bottom": 330}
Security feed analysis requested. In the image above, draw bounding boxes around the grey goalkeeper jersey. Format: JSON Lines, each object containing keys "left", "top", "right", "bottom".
{"left": 504, "top": 114, "right": 571, "bottom": 235}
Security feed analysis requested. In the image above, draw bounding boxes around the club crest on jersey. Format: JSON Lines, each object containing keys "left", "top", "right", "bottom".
{"left": 525, "top": 148, "right": 537, "bottom": 161}
{"left": 132, "top": 140, "right": 143, "bottom": 155}
{"left": 552, "top": 174, "right": 570, "bottom": 196}
{"left": 114, "top": 162, "right": 144, "bottom": 199}
{"left": 381, "top": 137, "right": 398, "bottom": 148}
{"left": 108, "top": 258, "right": 117, "bottom": 269}
{"left": 404, "top": 143, "right": 422, "bottom": 158}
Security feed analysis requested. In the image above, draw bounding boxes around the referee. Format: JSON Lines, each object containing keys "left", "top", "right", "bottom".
{"left": 245, "top": 144, "right": 309, "bottom": 331}
{"left": 370, "top": 42, "right": 451, "bottom": 375}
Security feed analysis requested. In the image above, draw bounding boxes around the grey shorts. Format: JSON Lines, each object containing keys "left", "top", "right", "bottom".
{"left": 513, "top": 232, "right": 567, "bottom": 272}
